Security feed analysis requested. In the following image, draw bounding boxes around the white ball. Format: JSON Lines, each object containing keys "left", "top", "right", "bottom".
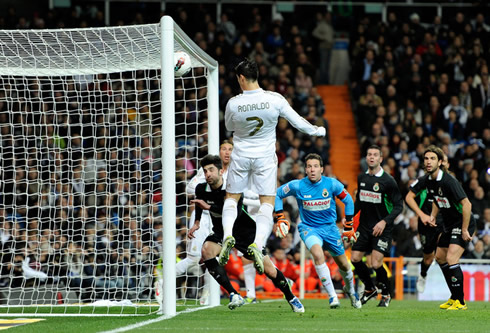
{"left": 174, "top": 51, "right": 192, "bottom": 77}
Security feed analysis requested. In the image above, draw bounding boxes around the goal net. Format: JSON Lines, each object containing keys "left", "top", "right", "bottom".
{"left": 0, "top": 16, "right": 219, "bottom": 316}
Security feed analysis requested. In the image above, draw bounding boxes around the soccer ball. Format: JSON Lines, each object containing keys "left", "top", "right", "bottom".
{"left": 174, "top": 51, "right": 192, "bottom": 77}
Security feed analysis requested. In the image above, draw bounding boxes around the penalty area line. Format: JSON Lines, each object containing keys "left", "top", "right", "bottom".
{"left": 99, "top": 306, "right": 216, "bottom": 333}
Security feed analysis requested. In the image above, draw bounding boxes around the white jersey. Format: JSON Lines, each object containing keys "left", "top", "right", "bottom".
{"left": 225, "top": 88, "right": 326, "bottom": 158}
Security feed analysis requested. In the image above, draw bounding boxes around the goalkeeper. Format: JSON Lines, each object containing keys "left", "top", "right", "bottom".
{"left": 189, "top": 154, "right": 304, "bottom": 313}
{"left": 275, "top": 153, "right": 361, "bottom": 309}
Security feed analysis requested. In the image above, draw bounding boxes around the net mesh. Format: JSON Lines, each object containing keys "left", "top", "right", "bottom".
{"left": 0, "top": 24, "right": 210, "bottom": 315}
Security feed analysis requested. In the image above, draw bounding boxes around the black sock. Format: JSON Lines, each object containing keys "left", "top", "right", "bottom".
{"left": 439, "top": 263, "right": 454, "bottom": 300}
{"left": 449, "top": 264, "right": 465, "bottom": 305}
{"left": 374, "top": 266, "right": 390, "bottom": 296}
{"left": 204, "top": 258, "right": 237, "bottom": 295}
{"left": 420, "top": 260, "right": 430, "bottom": 278}
{"left": 352, "top": 261, "right": 375, "bottom": 291}
{"left": 269, "top": 268, "right": 294, "bottom": 301}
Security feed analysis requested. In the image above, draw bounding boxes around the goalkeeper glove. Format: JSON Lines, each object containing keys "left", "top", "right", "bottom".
{"left": 342, "top": 218, "right": 357, "bottom": 243}
{"left": 274, "top": 211, "right": 290, "bottom": 239}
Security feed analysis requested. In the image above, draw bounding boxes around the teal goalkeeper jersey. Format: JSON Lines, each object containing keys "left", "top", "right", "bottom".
{"left": 275, "top": 176, "right": 354, "bottom": 227}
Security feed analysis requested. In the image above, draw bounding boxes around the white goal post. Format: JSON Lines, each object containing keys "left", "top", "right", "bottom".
{"left": 0, "top": 16, "right": 219, "bottom": 316}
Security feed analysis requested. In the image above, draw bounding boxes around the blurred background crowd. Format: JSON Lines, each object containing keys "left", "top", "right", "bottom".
{"left": 0, "top": 1, "right": 488, "bottom": 299}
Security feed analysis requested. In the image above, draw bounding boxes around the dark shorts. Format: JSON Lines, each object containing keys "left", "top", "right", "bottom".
{"left": 437, "top": 217, "right": 477, "bottom": 249}
{"left": 418, "top": 220, "right": 444, "bottom": 255}
{"left": 352, "top": 225, "right": 392, "bottom": 256}
{"left": 205, "top": 213, "right": 257, "bottom": 260}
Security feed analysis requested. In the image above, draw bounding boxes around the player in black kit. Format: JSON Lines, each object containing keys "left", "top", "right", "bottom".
{"left": 424, "top": 145, "right": 475, "bottom": 310}
{"left": 351, "top": 145, "right": 403, "bottom": 307}
{"left": 188, "top": 154, "right": 304, "bottom": 312}
{"left": 405, "top": 149, "right": 447, "bottom": 293}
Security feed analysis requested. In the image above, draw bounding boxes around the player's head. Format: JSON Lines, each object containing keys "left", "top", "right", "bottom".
{"left": 423, "top": 145, "right": 443, "bottom": 174}
{"left": 200, "top": 154, "right": 223, "bottom": 187}
{"left": 235, "top": 59, "right": 259, "bottom": 82}
{"left": 219, "top": 140, "right": 233, "bottom": 166}
{"left": 305, "top": 153, "right": 324, "bottom": 183}
{"left": 366, "top": 145, "right": 383, "bottom": 169}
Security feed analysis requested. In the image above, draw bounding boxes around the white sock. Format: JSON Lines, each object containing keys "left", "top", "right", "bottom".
{"left": 222, "top": 198, "right": 238, "bottom": 239}
{"left": 243, "top": 263, "right": 256, "bottom": 299}
{"left": 253, "top": 203, "right": 274, "bottom": 250}
{"left": 339, "top": 268, "right": 355, "bottom": 294}
{"left": 176, "top": 256, "right": 199, "bottom": 276}
{"left": 315, "top": 263, "right": 336, "bottom": 298}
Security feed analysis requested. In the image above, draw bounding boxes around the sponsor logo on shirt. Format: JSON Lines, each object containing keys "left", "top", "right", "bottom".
{"left": 434, "top": 196, "right": 450, "bottom": 209}
{"left": 304, "top": 194, "right": 311, "bottom": 198}
{"left": 359, "top": 190, "right": 382, "bottom": 203}
{"left": 360, "top": 182, "right": 365, "bottom": 186}
{"left": 283, "top": 184, "right": 290, "bottom": 194}
{"left": 303, "top": 198, "right": 331, "bottom": 211}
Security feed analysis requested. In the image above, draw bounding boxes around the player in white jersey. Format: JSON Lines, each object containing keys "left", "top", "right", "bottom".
{"left": 219, "top": 59, "right": 326, "bottom": 274}
{"left": 177, "top": 140, "right": 260, "bottom": 303}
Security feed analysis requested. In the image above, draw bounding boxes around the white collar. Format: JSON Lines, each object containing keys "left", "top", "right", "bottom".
{"left": 428, "top": 169, "right": 443, "bottom": 181}
{"left": 366, "top": 167, "right": 384, "bottom": 177}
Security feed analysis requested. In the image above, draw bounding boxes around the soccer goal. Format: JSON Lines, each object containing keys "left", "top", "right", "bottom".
{"left": 0, "top": 16, "right": 219, "bottom": 316}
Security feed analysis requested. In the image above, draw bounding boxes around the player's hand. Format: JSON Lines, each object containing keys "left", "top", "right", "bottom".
{"left": 188, "top": 222, "right": 200, "bottom": 239}
{"left": 462, "top": 229, "right": 472, "bottom": 242}
{"left": 274, "top": 212, "right": 290, "bottom": 238}
{"left": 420, "top": 213, "right": 431, "bottom": 226}
{"left": 427, "top": 215, "right": 437, "bottom": 227}
{"left": 190, "top": 199, "right": 211, "bottom": 210}
{"left": 372, "top": 220, "right": 386, "bottom": 237}
{"left": 317, "top": 126, "right": 326, "bottom": 137}
{"left": 342, "top": 219, "right": 357, "bottom": 243}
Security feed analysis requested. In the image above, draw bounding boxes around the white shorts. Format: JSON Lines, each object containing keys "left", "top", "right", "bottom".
{"left": 187, "top": 210, "right": 212, "bottom": 257}
{"left": 226, "top": 152, "right": 278, "bottom": 196}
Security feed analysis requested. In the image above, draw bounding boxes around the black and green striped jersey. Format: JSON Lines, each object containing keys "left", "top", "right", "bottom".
{"left": 409, "top": 174, "right": 432, "bottom": 214}
{"left": 355, "top": 168, "right": 404, "bottom": 229}
{"left": 426, "top": 169, "right": 468, "bottom": 230}
{"left": 409, "top": 174, "right": 443, "bottom": 227}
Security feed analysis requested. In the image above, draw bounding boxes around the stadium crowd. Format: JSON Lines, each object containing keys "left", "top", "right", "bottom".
{"left": 0, "top": 2, "right": 488, "bottom": 301}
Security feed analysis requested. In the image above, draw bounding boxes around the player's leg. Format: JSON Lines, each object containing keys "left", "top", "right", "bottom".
{"left": 417, "top": 222, "right": 439, "bottom": 293}
{"left": 351, "top": 227, "right": 377, "bottom": 304}
{"left": 370, "top": 249, "right": 391, "bottom": 307}
{"left": 202, "top": 237, "right": 244, "bottom": 309}
{"left": 222, "top": 154, "right": 249, "bottom": 249}
{"left": 219, "top": 191, "right": 241, "bottom": 266}
{"left": 445, "top": 220, "right": 475, "bottom": 310}
{"left": 435, "top": 230, "right": 456, "bottom": 308}
{"left": 240, "top": 256, "right": 257, "bottom": 303}
{"left": 298, "top": 223, "right": 338, "bottom": 307}
{"left": 247, "top": 155, "right": 277, "bottom": 274}
{"left": 262, "top": 255, "right": 304, "bottom": 313}
{"left": 176, "top": 211, "right": 209, "bottom": 276}
{"left": 445, "top": 243, "right": 467, "bottom": 309}
{"left": 333, "top": 253, "right": 361, "bottom": 309}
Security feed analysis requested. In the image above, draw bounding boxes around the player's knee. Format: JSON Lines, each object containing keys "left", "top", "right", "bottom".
{"left": 258, "top": 202, "right": 274, "bottom": 218}
{"left": 223, "top": 198, "right": 238, "bottom": 212}
{"left": 201, "top": 244, "right": 215, "bottom": 260}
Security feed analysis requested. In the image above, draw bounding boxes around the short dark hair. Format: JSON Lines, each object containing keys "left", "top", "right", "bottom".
{"left": 367, "top": 144, "right": 382, "bottom": 156}
{"left": 234, "top": 59, "right": 258, "bottom": 81}
{"left": 200, "top": 154, "right": 222, "bottom": 170}
{"left": 220, "top": 139, "right": 233, "bottom": 148}
{"left": 423, "top": 145, "right": 444, "bottom": 162}
{"left": 305, "top": 153, "right": 323, "bottom": 167}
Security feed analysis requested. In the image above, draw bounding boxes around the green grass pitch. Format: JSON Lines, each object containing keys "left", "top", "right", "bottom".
{"left": 4, "top": 298, "right": 490, "bottom": 332}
